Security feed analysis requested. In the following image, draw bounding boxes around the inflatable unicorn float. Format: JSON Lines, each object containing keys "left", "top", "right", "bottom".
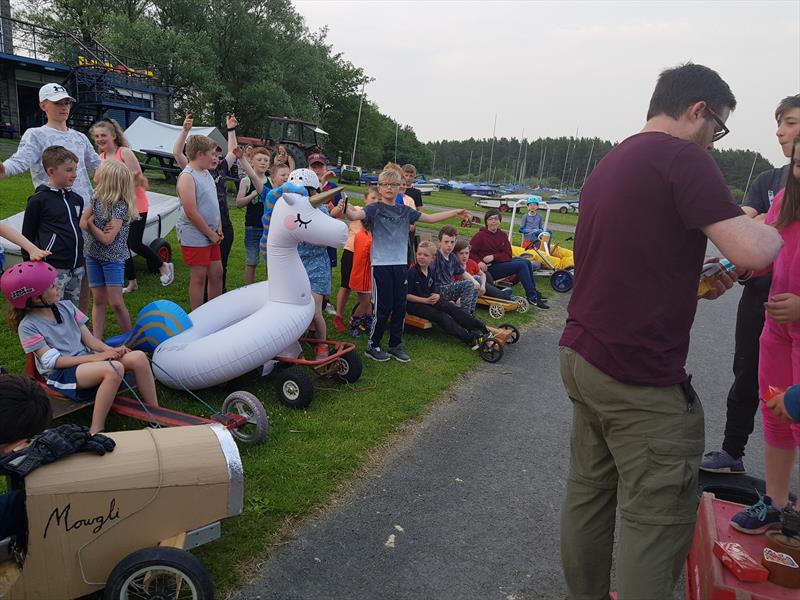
{"left": 151, "top": 170, "right": 347, "bottom": 390}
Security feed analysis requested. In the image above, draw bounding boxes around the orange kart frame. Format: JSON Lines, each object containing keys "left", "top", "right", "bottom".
{"left": 24, "top": 354, "right": 269, "bottom": 444}
{"left": 272, "top": 337, "right": 363, "bottom": 409}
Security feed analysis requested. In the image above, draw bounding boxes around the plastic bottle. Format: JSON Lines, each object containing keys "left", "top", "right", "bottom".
{"left": 697, "top": 258, "right": 735, "bottom": 298}
{"left": 765, "top": 385, "right": 800, "bottom": 422}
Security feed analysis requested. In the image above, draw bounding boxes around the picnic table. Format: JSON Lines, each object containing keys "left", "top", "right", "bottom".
{"left": 139, "top": 149, "right": 182, "bottom": 183}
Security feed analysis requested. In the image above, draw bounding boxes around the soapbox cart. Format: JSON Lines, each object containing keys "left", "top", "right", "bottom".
{"left": 0, "top": 424, "right": 242, "bottom": 599}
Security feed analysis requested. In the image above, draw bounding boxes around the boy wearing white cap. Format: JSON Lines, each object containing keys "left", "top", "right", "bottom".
{"left": 0, "top": 83, "right": 101, "bottom": 207}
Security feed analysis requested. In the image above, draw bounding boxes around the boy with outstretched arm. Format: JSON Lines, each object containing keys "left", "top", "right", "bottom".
{"left": 345, "top": 168, "right": 469, "bottom": 362}
{"left": 21, "top": 146, "right": 85, "bottom": 307}
{"left": 235, "top": 147, "right": 271, "bottom": 284}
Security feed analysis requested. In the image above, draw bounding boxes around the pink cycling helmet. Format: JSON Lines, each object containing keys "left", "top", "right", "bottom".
{"left": 1, "top": 261, "right": 58, "bottom": 308}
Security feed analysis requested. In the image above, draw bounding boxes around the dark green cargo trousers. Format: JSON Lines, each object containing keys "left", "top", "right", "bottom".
{"left": 559, "top": 347, "right": 705, "bottom": 600}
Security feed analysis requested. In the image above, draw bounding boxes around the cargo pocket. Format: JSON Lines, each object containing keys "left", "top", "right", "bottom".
{"left": 640, "top": 437, "right": 705, "bottom": 522}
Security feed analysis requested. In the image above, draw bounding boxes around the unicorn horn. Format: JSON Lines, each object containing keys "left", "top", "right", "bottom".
{"left": 310, "top": 187, "right": 343, "bottom": 207}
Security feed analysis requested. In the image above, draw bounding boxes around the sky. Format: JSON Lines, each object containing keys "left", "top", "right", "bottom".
{"left": 294, "top": 0, "right": 800, "bottom": 166}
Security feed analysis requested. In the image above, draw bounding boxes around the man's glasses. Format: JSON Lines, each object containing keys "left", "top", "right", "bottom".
{"left": 705, "top": 106, "right": 729, "bottom": 142}
{"left": 53, "top": 99, "right": 73, "bottom": 107}
{"left": 379, "top": 183, "right": 400, "bottom": 189}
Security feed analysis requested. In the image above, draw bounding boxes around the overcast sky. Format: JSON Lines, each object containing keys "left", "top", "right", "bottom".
{"left": 294, "top": 0, "right": 800, "bottom": 166}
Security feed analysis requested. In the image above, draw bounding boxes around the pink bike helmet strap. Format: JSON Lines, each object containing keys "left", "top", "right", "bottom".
{"left": 1, "top": 261, "right": 58, "bottom": 308}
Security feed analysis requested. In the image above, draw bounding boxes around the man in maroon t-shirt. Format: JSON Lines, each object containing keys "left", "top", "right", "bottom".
{"left": 558, "top": 63, "right": 783, "bottom": 599}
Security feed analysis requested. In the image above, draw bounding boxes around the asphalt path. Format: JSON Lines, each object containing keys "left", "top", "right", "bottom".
{"left": 234, "top": 273, "right": 786, "bottom": 599}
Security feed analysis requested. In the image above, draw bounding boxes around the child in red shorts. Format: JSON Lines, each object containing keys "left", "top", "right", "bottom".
{"left": 347, "top": 186, "right": 378, "bottom": 337}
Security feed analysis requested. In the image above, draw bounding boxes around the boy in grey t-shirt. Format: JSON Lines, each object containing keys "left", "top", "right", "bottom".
{"left": 345, "top": 169, "right": 468, "bottom": 362}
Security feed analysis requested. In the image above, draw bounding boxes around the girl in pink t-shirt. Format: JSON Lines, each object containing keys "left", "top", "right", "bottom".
{"left": 732, "top": 137, "right": 800, "bottom": 533}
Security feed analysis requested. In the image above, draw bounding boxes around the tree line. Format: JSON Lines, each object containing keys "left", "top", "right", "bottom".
{"left": 18, "top": 1, "right": 775, "bottom": 196}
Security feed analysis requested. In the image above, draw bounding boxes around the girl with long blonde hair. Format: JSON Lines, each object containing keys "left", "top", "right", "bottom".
{"left": 79, "top": 160, "right": 137, "bottom": 338}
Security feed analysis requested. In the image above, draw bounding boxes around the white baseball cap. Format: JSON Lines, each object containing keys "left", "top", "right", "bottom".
{"left": 39, "top": 83, "right": 76, "bottom": 103}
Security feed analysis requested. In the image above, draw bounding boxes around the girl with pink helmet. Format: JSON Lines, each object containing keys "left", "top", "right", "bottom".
{"left": 2, "top": 261, "right": 159, "bottom": 433}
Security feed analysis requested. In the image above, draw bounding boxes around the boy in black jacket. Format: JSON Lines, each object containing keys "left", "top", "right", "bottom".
{"left": 21, "top": 146, "right": 85, "bottom": 307}
{"left": 407, "top": 241, "right": 490, "bottom": 348}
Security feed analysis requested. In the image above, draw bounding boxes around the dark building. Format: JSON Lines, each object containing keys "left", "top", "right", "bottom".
{"left": 0, "top": 3, "right": 172, "bottom": 136}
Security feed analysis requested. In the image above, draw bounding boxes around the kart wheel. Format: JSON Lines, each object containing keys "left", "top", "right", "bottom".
{"left": 551, "top": 269, "right": 574, "bottom": 293}
{"left": 275, "top": 366, "right": 314, "bottom": 409}
{"left": 559, "top": 206, "right": 568, "bottom": 214}
{"left": 105, "top": 546, "right": 213, "bottom": 600}
{"left": 335, "top": 349, "right": 363, "bottom": 384}
{"left": 513, "top": 296, "right": 530, "bottom": 313}
{"left": 149, "top": 238, "right": 172, "bottom": 269}
{"left": 488, "top": 303, "right": 505, "bottom": 319}
{"left": 222, "top": 390, "right": 269, "bottom": 444}
{"left": 498, "top": 323, "right": 520, "bottom": 344}
{"left": 479, "top": 338, "right": 504, "bottom": 363}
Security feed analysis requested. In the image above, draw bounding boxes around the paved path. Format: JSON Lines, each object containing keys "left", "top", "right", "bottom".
{"left": 235, "top": 280, "right": 771, "bottom": 600}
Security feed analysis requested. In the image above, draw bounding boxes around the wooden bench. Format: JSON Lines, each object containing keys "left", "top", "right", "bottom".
{"left": 404, "top": 314, "right": 432, "bottom": 329}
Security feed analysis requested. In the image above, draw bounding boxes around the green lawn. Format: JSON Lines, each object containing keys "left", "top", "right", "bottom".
{"left": 0, "top": 162, "right": 568, "bottom": 595}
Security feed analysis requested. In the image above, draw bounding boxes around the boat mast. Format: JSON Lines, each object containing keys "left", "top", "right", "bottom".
{"left": 351, "top": 82, "right": 365, "bottom": 165}
{"left": 487, "top": 114, "right": 497, "bottom": 181}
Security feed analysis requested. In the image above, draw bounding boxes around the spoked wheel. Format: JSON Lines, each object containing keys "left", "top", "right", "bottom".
{"left": 498, "top": 323, "right": 520, "bottom": 344}
{"left": 559, "top": 206, "right": 568, "bottom": 214}
{"left": 104, "top": 546, "right": 213, "bottom": 600}
{"left": 479, "top": 338, "right": 504, "bottom": 363}
{"left": 551, "top": 269, "right": 574, "bottom": 293}
{"left": 513, "top": 296, "right": 529, "bottom": 313}
{"left": 488, "top": 303, "right": 505, "bottom": 319}
{"left": 334, "top": 350, "right": 363, "bottom": 384}
{"left": 222, "top": 391, "right": 269, "bottom": 444}
{"left": 275, "top": 366, "right": 314, "bottom": 409}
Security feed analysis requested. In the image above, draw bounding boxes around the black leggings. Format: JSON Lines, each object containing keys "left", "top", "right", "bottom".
{"left": 407, "top": 300, "right": 488, "bottom": 344}
{"left": 125, "top": 211, "right": 164, "bottom": 280}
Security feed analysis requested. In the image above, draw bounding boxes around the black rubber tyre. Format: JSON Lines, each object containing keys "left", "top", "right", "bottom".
{"left": 550, "top": 269, "right": 574, "bottom": 293}
{"left": 222, "top": 390, "right": 269, "bottom": 444}
{"left": 275, "top": 366, "right": 314, "bottom": 409}
{"left": 559, "top": 206, "right": 568, "bottom": 214}
{"left": 285, "top": 144, "right": 307, "bottom": 168}
{"left": 335, "top": 350, "right": 363, "bottom": 384}
{"left": 479, "top": 338, "right": 504, "bottom": 363}
{"left": 149, "top": 237, "right": 172, "bottom": 268}
{"left": 498, "top": 323, "right": 520, "bottom": 344}
{"left": 104, "top": 546, "right": 213, "bottom": 600}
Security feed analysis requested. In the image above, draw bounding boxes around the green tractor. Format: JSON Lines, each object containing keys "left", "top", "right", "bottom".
{"left": 338, "top": 164, "right": 362, "bottom": 185}
{"left": 238, "top": 116, "right": 328, "bottom": 168}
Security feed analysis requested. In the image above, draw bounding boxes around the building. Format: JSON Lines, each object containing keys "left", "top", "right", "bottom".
{"left": 0, "top": 2, "right": 172, "bottom": 136}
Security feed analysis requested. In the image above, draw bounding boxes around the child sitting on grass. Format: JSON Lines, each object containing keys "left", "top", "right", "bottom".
{"left": 406, "top": 242, "right": 490, "bottom": 348}
{"left": 347, "top": 185, "right": 379, "bottom": 337}
{"left": 79, "top": 160, "right": 137, "bottom": 340}
{"left": 3, "top": 261, "right": 159, "bottom": 434}
{"left": 433, "top": 225, "right": 480, "bottom": 314}
{"left": 345, "top": 169, "right": 469, "bottom": 363}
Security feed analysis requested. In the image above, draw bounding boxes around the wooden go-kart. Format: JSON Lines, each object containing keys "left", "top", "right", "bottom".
{"left": 1, "top": 425, "right": 242, "bottom": 599}
{"left": 272, "top": 337, "right": 363, "bottom": 409}
{"left": 404, "top": 315, "right": 520, "bottom": 363}
{"left": 476, "top": 294, "right": 529, "bottom": 319}
{"left": 25, "top": 354, "right": 269, "bottom": 445}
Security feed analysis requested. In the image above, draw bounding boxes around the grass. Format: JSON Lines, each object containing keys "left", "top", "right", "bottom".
{"left": 0, "top": 160, "right": 568, "bottom": 596}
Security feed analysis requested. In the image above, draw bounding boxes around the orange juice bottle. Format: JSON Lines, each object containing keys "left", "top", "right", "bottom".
{"left": 697, "top": 259, "right": 735, "bottom": 298}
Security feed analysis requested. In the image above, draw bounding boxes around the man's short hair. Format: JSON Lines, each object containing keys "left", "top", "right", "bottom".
{"left": 402, "top": 164, "right": 417, "bottom": 175}
{"left": 378, "top": 169, "right": 402, "bottom": 184}
{"left": 42, "top": 145, "right": 78, "bottom": 171}
{"left": 185, "top": 135, "right": 218, "bottom": 160}
{"left": 252, "top": 146, "right": 272, "bottom": 158}
{"left": 776, "top": 95, "right": 800, "bottom": 121}
{"left": 417, "top": 241, "right": 436, "bottom": 255}
{"left": 0, "top": 374, "right": 52, "bottom": 444}
{"left": 484, "top": 208, "right": 502, "bottom": 225}
{"left": 646, "top": 63, "right": 736, "bottom": 120}
{"left": 453, "top": 239, "right": 470, "bottom": 254}
{"left": 438, "top": 225, "right": 458, "bottom": 240}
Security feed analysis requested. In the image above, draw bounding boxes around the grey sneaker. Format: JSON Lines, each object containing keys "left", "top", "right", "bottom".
{"left": 700, "top": 449, "right": 746, "bottom": 474}
{"left": 365, "top": 346, "right": 390, "bottom": 362}
{"left": 388, "top": 345, "right": 411, "bottom": 362}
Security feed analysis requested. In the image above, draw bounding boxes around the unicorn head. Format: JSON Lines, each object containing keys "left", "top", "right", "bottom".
{"left": 265, "top": 181, "right": 348, "bottom": 305}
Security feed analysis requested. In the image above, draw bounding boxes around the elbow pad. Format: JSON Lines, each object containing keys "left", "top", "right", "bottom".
{"left": 41, "top": 348, "right": 62, "bottom": 370}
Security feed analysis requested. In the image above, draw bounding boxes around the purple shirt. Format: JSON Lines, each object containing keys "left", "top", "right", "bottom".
{"left": 559, "top": 132, "right": 744, "bottom": 386}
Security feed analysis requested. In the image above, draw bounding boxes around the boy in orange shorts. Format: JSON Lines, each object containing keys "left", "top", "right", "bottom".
{"left": 176, "top": 135, "right": 223, "bottom": 309}
{"left": 348, "top": 186, "right": 379, "bottom": 336}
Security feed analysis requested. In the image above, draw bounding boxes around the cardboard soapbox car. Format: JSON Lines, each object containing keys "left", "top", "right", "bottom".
{"left": 0, "top": 424, "right": 242, "bottom": 599}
